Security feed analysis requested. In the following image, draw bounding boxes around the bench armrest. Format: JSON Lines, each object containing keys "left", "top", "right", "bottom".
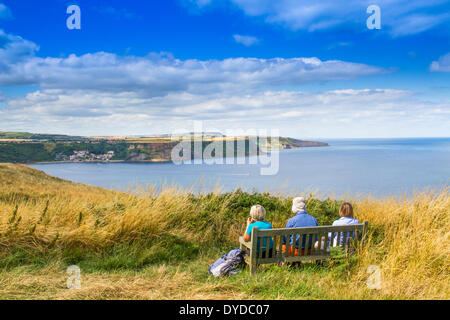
{"left": 239, "top": 236, "right": 251, "bottom": 249}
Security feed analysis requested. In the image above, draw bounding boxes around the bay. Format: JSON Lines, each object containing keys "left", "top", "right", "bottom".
{"left": 30, "top": 138, "right": 450, "bottom": 198}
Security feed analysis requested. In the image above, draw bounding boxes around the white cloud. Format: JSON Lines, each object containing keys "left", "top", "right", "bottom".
{"left": 0, "top": 30, "right": 39, "bottom": 72}
{"left": 430, "top": 53, "right": 450, "bottom": 72}
{"left": 390, "top": 13, "right": 450, "bottom": 36}
{"left": 200, "top": 0, "right": 450, "bottom": 36}
{"left": 0, "top": 30, "right": 385, "bottom": 94}
{"left": 233, "top": 34, "right": 260, "bottom": 46}
{"left": 1, "top": 88, "right": 448, "bottom": 138}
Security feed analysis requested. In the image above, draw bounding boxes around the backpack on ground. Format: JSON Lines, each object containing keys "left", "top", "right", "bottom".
{"left": 208, "top": 248, "right": 245, "bottom": 277}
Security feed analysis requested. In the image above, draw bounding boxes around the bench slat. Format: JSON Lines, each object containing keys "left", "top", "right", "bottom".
{"left": 304, "top": 233, "right": 311, "bottom": 256}
{"left": 315, "top": 232, "right": 321, "bottom": 255}
{"left": 343, "top": 231, "right": 348, "bottom": 252}
{"left": 322, "top": 230, "right": 329, "bottom": 255}
{"left": 315, "top": 231, "right": 321, "bottom": 255}
{"left": 299, "top": 232, "right": 305, "bottom": 257}
{"left": 258, "top": 224, "right": 364, "bottom": 236}
{"left": 258, "top": 235, "right": 263, "bottom": 259}
{"left": 278, "top": 235, "right": 283, "bottom": 258}
{"left": 354, "top": 229, "right": 359, "bottom": 250}
{"left": 249, "top": 227, "right": 258, "bottom": 274}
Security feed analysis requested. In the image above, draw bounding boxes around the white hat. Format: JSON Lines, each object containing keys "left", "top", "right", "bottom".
{"left": 292, "top": 197, "right": 306, "bottom": 213}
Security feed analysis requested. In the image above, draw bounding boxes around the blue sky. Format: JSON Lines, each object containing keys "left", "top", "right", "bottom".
{"left": 0, "top": 0, "right": 449, "bottom": 138}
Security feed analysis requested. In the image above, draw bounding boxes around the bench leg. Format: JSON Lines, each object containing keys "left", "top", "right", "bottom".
{"left": 249, "top": 261, "right": 256, "bottom": 275}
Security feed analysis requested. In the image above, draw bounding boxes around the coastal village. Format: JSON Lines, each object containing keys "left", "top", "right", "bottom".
{"left": 55, "top": 150, "right": 115, "bottom": 162}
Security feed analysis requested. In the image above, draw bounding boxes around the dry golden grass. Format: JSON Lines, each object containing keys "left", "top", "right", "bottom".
{"left": 0, "top": 265, "right": 248, "bottom": 300}
{"left": 0, "top": 265, "right": 323, "bottom": 300}
{"left": 0, "top": 163, "right": 448, "bottom": 300}
{"left": 353, "top": 191, "right": 450, "bottom": 299}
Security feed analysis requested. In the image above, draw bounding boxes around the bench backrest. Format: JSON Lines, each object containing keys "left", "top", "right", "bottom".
{"left": 249, "top": 221, "right": 368, "bottom": 263}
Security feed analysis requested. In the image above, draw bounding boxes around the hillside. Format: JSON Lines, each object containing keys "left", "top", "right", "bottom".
{"left": 0, "top": 163, "right": 448, "bottom": 300}
{"left": 0, "top": 131, "right": 328, "bottom": 163}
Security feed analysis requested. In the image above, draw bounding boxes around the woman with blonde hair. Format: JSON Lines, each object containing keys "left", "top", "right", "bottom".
{"left": 243, "top": 204, "right": 273, "bottom": 257}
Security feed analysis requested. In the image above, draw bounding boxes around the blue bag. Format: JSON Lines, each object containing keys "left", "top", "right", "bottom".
{"left": 208, "top": 248, "right": 245, "bottom": 277}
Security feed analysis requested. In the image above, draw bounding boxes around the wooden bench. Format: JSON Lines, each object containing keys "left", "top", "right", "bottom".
{"left": 239, "top": 221, "right": 369, "bottom": 274}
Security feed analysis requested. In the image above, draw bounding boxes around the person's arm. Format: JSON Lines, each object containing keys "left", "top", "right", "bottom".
{"left": 243, "top": 217, "right": 253, "bottom": 242}
{"left": 328, "top": 220, "right": 336, "bottom": 243}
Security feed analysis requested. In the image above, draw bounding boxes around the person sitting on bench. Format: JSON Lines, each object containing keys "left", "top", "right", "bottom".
{"left": 283, "top": 197, "right": 318, "bottom": 256}
{"left": 243, "top": 204, "right": 273, "bottom": 258}
{"left": 315, "top": 202, "right": 360, "bottom": 249}
{"left": 330, "top": 202, "right": 359, "bottom": 246}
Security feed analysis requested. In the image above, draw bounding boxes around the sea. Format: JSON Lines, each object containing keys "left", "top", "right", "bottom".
{"left": 30, "top": 138, "right": 450, "bottom": 199}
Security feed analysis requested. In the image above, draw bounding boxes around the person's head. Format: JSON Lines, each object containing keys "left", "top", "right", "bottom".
{"left": 250, "top": 204, "right": 266, "bottom": 222}
{"left": 339, "top": 202, "right": 354, "bottom": 218}
{"left": 292, "top": 197, "right": 306, "bottom": 214}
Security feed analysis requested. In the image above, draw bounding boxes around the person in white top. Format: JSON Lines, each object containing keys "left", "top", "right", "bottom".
{"left": 331, "top": 202, "right": 359, "bottom": 246}
{"left": 315, "top": 202, "right": 359, "bottom": 249}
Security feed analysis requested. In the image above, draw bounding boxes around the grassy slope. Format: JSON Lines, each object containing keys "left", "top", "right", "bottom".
{"left": 0, "top": 163, "right": 448, "bottom": 300}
